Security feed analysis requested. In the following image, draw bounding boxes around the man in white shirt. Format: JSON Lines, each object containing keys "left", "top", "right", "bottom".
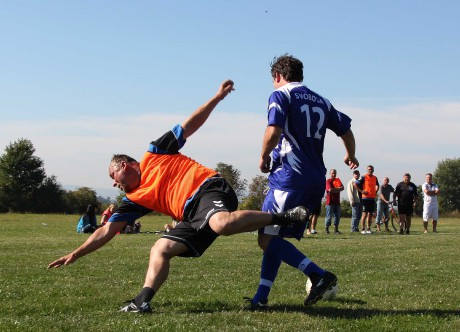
{"left": 422, "top": 173, "right": 440, "bottom": 233}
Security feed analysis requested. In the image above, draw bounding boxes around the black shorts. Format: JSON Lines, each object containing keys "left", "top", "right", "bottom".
{"left": 362, "top": 199, "right": 376, "bottom": 213}
{"left": 398, "top": 204, "right": 413, "bottom": 215}
{"left": 310, "top": 201, "right": 321, "bottom": 216}
{"left": 162, "top": 177, "right": 238, "bottom": 257}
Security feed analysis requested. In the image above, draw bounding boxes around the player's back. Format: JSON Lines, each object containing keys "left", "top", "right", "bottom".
{"left": 268, "top": 83, "right": 351, "bottom": 193}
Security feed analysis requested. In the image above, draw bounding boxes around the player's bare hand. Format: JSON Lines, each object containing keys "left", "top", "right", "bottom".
{"left": 216, "top": 80, "right": 235, "bottom": 100}
{"left": 344, "top": 155, "right": 359, "bottom": 169}
{"left": 47, "top": 253, "right": 77, "bottom": 269}
{"left": 259, "top": 156, "right": 271, "bottom": 173}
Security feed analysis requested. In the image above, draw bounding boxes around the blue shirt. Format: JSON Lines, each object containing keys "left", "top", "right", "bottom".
{"left": 267, "top": 83, "right": 351, "bottom": 194}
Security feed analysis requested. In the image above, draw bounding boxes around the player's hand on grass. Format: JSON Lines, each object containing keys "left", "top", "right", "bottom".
{"left": 47, "top": 253, "right": 78, "bottom": 269}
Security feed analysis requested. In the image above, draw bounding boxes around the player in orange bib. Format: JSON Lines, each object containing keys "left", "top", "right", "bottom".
{"left": 48, "top": 80, "right": 309, "bottom": 313}
{"left": 354, "top": 165, "right": 379, "bottom": 234}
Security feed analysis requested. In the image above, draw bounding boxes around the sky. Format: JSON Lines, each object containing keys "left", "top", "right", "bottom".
{"left": 1, "top": 1, "right": 459, "bottom": 199}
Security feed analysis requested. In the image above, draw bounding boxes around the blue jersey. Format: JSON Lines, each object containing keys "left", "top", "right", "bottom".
{"left": 267, "top": 83, "right": 351, "bottom": 194}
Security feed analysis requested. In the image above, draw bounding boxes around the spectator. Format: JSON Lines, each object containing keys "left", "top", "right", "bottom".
{"left": 394, "top": 173, "right": 418, "bottom": 235}
{"left": 100, "top": 204, "right": 116, "bottom": 226}
{"left": 325, "top": 169, "right": 344, "bottom": 234}
{"left": 306, "top": 205, "right": 321, "bottom": 235}
{"left": 376, "top": 177, "right": 394, "bottom": 232}
{"left": 422, "top": 173, "right": 440, "bottom": 233}
{"left": 347, "top": 170, "right": 362, "bottom": 232}
{"left": 355, "top": 165, "right": 379, "bottom": 234}
{"left": 77, "top": 204, "right": 98, "bottom": 233}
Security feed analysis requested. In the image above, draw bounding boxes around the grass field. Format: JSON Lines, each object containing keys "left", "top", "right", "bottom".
{"left": 1, "top": 214, "right": 459, "bottom": 332}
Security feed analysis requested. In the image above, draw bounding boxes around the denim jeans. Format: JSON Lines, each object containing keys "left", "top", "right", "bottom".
{"left": 325, "top": 204, "right": 341, "bottom": 227}
{"left": 351, "top": 202, "right": 362, "bottom": 231}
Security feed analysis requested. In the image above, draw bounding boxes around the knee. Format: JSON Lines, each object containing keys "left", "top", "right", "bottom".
{"left": 257, "top": 235, "right": 272, "bottom": 251}
{"left": 209, "top": 211, "right": 235, "bottom": 235}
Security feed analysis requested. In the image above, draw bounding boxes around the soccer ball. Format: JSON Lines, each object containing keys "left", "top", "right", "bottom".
{"left": 306, "top": 278, "right": 338, "bottom": 301}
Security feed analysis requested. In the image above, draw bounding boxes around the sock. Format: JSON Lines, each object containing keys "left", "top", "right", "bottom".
{"left": 267, "top": 237, "right": 325, "bottom": 278}
{"left": 134, "top": 287, "right": 155, "bottom": 307}
{"left": 252, "top": 251, "right": 281, "bottom": 304}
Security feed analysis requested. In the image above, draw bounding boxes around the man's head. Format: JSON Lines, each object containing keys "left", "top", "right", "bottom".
{"left": 426, "top": 173, "right": 433, "bottom": 184}
{"left": 383, "top": 177, "right": 389, "bottom": 185}
{"left": 403, "top": 173, "right": 411, "bottom": 184}
{"left": 330, "top": 169, "right": 337, "bottom": 179}
{"left": 367, "top": 165, "right": 374, "bottom": 175}
{"left": 270, "top": 54, "right": 304, "bottom": 84}
{"left": 109, "top": 154, "right": 141, "bottom": 193}
{"left": 353, "top": 170, "right": 360, "bottom": 179}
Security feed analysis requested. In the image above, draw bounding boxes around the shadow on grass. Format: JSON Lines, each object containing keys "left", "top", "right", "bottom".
{"left": 161, "top": 299, "right": 459, "bottom": 319}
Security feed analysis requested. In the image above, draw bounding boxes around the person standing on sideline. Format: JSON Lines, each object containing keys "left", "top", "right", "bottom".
{"left": 347, "top": 170, "right": 362, "bottom": 232}
{"left": 394, "top": 173, "right": 418, "bottom": 235}
{"left": 48, "top": 80, "right": 310, "bottom": 314}
{"left": 247, "top": 54, "right": 359, "bottom": 310}
{"left": 422, "top": 173, "right": 440, "bottom": 233}
{"left": 325, "top": 169, "right": 344, "bottom": 234}
{"left": 306, "top": 207, "right": 321, "bottom": 235}
{"left": 354, "top": 165, "right": 379, "bottom": 234}
{"left": 376, "top": 177, "right": 394, "bottom": 232}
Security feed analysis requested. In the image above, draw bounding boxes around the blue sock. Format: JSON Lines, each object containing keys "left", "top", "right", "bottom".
{"left": 268, "top": 236, "right": 325, "bottom": 277}
{"left": 252, "top": 251, "right": 281, "bottom": 304}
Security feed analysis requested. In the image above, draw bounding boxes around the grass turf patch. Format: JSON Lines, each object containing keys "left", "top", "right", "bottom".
{"left": 1, "top": 214, "right": 459, "bottom": 331}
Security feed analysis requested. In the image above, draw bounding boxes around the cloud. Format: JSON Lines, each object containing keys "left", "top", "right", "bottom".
{"left": 1, "top": 101, "right": 458, "bottom": 196}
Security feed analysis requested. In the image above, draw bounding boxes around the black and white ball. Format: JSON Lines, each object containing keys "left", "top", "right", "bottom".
{"left": 306, "top": 278, "right": 338, "bottom": 301}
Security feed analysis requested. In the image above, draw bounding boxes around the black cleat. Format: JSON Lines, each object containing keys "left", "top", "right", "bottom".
{"left": 281, "top": 206, "right": 309, "bottom": 225}
{"left": 304, "top": 271, "right": 337, "bottom": 306}
{"left": 243, "top": 297, "right": 268, "bottom": 311}
{"left": 119, "top": 300, "right": 152, "bottom": 313}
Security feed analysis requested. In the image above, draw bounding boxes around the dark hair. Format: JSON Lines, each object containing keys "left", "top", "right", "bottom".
{"left": 270, "top": 54, "right": 304, "bottom": 82}
{"left": 111, "top": 154, "right": 137, "bottom": 170}
{"left": 85, "top": 204, "right": 96, "bottom": 217}
{"left": 353, "top": 170, "right": 360, "bottom": 175}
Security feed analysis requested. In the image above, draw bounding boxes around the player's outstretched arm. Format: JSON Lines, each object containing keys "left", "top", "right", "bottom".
{"left": 341, "top": 129, "right": 359, "bottom": 169}
{"left": 181, "top": 80, "right": 234, "bottom": 139}
{"left": 47, "top": 221, "right": 126, "bottom": 269}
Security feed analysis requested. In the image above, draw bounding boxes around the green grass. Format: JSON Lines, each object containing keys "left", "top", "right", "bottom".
{"left": 1, "top": 214, "right": 459, "bottom": 331}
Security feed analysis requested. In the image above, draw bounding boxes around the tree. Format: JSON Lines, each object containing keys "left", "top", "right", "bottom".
{"left": 33, "top": 175, "right": 66, "bottom": 213}
{"left": 240, "top": 175, "right": 268, "bottom": 210}
{"left": 214, "top": 162, "right": 247, "bottom": 202}
{"left": 63, "top": 187, "right": 100, "bottom": 214}
{"left": 433, "top": 158, "right": 460, "bottom": 213}
{"left": 0, "top": 138, "right": 46, "bottom": 212}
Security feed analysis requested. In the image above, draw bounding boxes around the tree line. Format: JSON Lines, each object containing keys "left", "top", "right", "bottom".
{"left": 1, "top": 138, "right": 459, "bottom": 215}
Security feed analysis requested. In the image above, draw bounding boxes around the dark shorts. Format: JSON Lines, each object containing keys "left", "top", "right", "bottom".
{"left": 310, "top": 201, "right": 321, "bottom": 216}
{"left": 398, "top": 204, "right": 413, "bottom": 215}
{"left": 162, "top": 177, "right": 238, "bottom": 257}
{"left": 362, "top": 199, "right": 376, "bottom": 213}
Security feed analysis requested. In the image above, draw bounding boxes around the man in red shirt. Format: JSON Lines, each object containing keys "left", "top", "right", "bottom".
{"left": 325, "top": 169, "right": 344, "bottom": 234}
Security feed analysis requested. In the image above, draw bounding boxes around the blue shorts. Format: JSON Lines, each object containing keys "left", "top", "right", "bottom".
{"left": 259, "top": 188, "right": 323, "bottom": 240}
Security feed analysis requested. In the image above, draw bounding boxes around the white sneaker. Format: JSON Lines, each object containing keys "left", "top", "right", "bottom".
{"left": 366, "top": 229, "right": 372, "bottom": 234}
{"left": 361, "top": 230, "right": 366, "bottom": 234}
{"left": 311, "top": 230, "right": 318, "bottom": 234}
